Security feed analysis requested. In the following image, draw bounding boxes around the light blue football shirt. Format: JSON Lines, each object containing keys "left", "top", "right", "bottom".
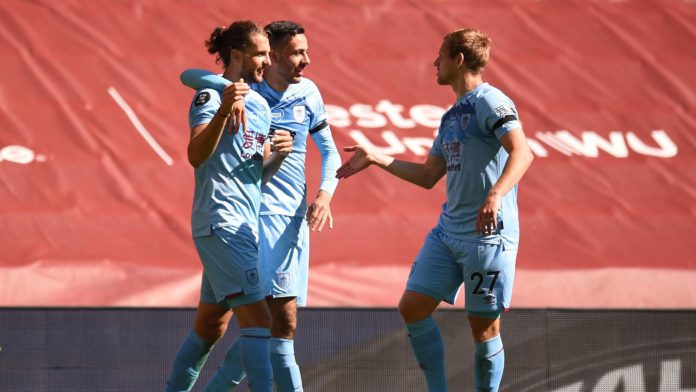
{"left": 429, "top": 83, "right": 522, "bottom": 249}
{"left": 179, "top": 70, "right": 340, "bottom": 219}
{"left": 253, "top": 78, "right": 337, "bottom": 217}
{"left": 188, "top": 87, "right": 272, "bottom": 238}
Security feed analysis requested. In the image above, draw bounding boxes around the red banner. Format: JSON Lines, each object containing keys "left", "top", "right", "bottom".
{"left": 1, "top": 0, "right": 695, "bottom": 307}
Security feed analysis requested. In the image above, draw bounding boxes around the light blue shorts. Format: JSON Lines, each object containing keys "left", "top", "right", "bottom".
{"left": 194, "top": 226, "right": 265, "bottom": 309}
{"left": 259, "top": 214, "right": 309, "bottom": 306}
{"left": 406, "top": 228, "right": 517, "bottom": 314}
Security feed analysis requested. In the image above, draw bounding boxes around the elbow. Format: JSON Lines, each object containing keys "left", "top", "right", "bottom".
{"left": 422, "top": 177, "right": 439, "bottom": 189}
{"left": 187, "top": 149, "right": 203, "bottom": 169}
{"left": 423, "top": 182, "right": 437, "bottom": 190}
{"left": 526, "top": 150, "right": 535, "bottom": 167}
{"left": 188, "top": 157, "right": 202, "bottom": 169}
{"left": 420, "top": 169, "right": 443, "bottom": 189}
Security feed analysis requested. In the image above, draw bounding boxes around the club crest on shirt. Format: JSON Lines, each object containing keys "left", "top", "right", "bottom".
{"left": 293, "top": 105, "right": 306, "bottom": 122}
{"left": 194, "top": 91, "right": 210, "bottom": 106}
{"left": 246, "top": 269, "right": 259, "bottom": 284}
{"left": 460, "top": 113, "right": 472, "bottom": 130}
{"left": 494, "top": 104, "right": 515, "bottom": 118}
{"left": 446, "top": 115, "right": 458, "bottom": 134}
{"left": 277, "top": 273, "right": 290, "bottom": 289}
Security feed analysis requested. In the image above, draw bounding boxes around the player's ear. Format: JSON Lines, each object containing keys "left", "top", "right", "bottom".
{"left": 456, "top": 52, "right": 465, "bottom": 68}
{"left": 269, "top": 49, "right": 280, "bottom": 63}
{"left": 229, "top": 48, "right": 242, "bottom": 65}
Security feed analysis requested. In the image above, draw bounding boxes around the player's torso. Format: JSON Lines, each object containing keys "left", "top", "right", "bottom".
{"left": 189, "top": 88, "right": 271, "bottom": 235}
{"left": 438, "top": 90, "right": 505, "bottom": 207}
{"left": 254, "top": 79, "right": 318, "bottom": 216}
{"left": 436, "top": 84, "right": 517, "bottom": 244}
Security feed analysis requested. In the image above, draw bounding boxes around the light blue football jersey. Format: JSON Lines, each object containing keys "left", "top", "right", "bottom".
{"left": 429, "top": 83, "right": 522, "bottom": 249}
{"left": 188, "top": 88, "right": 272, "bottom": 238}
{"left": 253, "top": 78, "right": 335, "bottom": 217}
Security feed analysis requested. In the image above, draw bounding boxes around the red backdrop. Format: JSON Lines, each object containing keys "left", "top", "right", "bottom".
{"left": 1, "top": 0, "right": 695, "bottom": 308}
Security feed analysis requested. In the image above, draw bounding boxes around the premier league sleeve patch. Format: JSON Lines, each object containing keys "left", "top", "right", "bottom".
{"left": 194, "top": 91, "right": 211, "bottom": 107}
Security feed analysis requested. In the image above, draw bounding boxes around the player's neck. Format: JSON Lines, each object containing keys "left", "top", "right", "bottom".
{"left": 221, "top": 67, "right": 242, "bottom": 84}
{"left": 453, "top": 73, "right": 483, "bottom": 98}
{"left": 264, "top": 72, "right": 290, "bottom": 92}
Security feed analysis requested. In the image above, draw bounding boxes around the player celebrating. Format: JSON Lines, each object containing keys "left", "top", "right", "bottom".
{"left": 180, "top": 20, "right": 340, "bottom": 391}
{"left": 337, "top": 28, "right": 534, "bottom": 392}
{"left": 165, "top": 20, "right": 293, "bottom": 392}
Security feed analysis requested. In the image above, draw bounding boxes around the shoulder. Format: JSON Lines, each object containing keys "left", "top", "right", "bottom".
{"left": 246, "top": 90, "right": 271, "bottom": 122}
{"left": 475, "top": 84, "right": 514, "bottom": 109}
{"left": 191, "top": 88, "right": 221, "bottom": 107}
{"left": 246, "top": 90, "right": 271, "bottom": 111}
{"left": 296, "top": 78, "right": 322, "bottom": 97}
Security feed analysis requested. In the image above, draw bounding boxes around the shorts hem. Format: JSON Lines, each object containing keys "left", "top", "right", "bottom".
{"left": 225, "top": 291, "right": 266, "bottom": 309}
{"left": 405, "top": 284, "right": 451, "bottom": 305}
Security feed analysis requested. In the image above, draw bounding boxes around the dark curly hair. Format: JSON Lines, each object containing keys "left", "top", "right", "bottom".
{"left": 205, "top": 20, "right": 265, "bottom": 68}
{"left": 264, "top": 20, "right": 305, "bottom": 50}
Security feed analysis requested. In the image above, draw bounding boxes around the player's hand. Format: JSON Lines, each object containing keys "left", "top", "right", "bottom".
{"left": 307, "top": 190, "right": 333, "bottom": 232}
{"left": 221, "top": 78, "right": 249, "bottom": 133}
{"left": 336, "top": 145, "right": 372, "bottom": 179}
{"left": 270, "top": 129, "right": 293, "bottom": 156}
{"left": 476, "top": 192, "right": 501, "bottom": 235}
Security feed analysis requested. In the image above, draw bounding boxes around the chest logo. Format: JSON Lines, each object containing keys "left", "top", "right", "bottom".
{"left": 293, "top": 105, "right": 306, "bottom": 123}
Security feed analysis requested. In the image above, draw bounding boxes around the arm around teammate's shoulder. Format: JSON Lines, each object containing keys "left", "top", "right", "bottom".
{"left": 337, "top": 146, "right": 446, "bottom": 189}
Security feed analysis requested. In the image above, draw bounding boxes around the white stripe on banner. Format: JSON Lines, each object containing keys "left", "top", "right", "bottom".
{"left": 107, "top": 87, "right": 174, "bottom": 166}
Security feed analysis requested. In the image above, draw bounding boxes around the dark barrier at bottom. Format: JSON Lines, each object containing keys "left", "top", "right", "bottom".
{"left": 0, "top": 308, "right": 694, "bottom": 391}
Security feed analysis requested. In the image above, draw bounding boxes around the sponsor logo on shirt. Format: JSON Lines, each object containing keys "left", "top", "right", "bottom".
{"left": 442, "top": 140, "right": 461, "bottom": 161}
{"left": 446, "top": 163, "right": 461, "bottom": 172}
{"left": 494, "top": 104, "right": 515, "bottom": 118}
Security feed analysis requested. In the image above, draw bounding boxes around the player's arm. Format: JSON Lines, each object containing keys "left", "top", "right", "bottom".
{"left": 307, "top": 121, "right": 341, "bottom": 231}
{"left": 187, "top": 84, "right": 241, "bottom": 168}
{"left": 337, "top": 146, "right": 446, "bottom": 189}
{"left": 476, "top": 128, "right": 534, "bottom": 235}
{"left": 262, "top": 130, "right": 294, "bottom": 184}
{"left": 188, "top": 112, "right": 228, "bottom": 168}
{"left": 180, "top": 68, "right": 250, "bottom": 132}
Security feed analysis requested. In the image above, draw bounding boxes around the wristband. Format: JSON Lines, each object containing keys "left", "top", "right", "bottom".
{"left": 216, "top": 109, "right": 230, "bottom": 118}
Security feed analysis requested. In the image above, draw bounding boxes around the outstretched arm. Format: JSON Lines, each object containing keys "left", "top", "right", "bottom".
{"left": 337, "top": 146, "right": 446, "bottom": 189}
{"left": 476, "top": 128, "right": 534, "bottom": 235}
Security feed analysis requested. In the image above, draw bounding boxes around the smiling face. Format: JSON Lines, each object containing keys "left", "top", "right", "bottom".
{"left": 240, "top": 32, "right": 271, "bottom": 83}
{"left": 271, "top": 33, "right": 310, "bottom": 85}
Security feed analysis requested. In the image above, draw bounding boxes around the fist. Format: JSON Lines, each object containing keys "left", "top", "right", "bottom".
{"left": 270, "top": 129, "right": 294, "bottom": 156}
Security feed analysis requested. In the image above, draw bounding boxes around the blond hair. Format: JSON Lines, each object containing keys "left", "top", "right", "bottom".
{"left": 443, "top": 29, "right": 491, "bottom": 73}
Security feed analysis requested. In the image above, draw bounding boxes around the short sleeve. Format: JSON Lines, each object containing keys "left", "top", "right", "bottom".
{"left": 476, "top": 90, "right": 522, "bottom": 140}
{"left": 188, "top": 88, "right": 221, "bottom": 129}
{"left": 304, "top": 81, "right": 329, "bottom": 134}
{"left": 429, "top": 117, "right": 445, "bottom": 158}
